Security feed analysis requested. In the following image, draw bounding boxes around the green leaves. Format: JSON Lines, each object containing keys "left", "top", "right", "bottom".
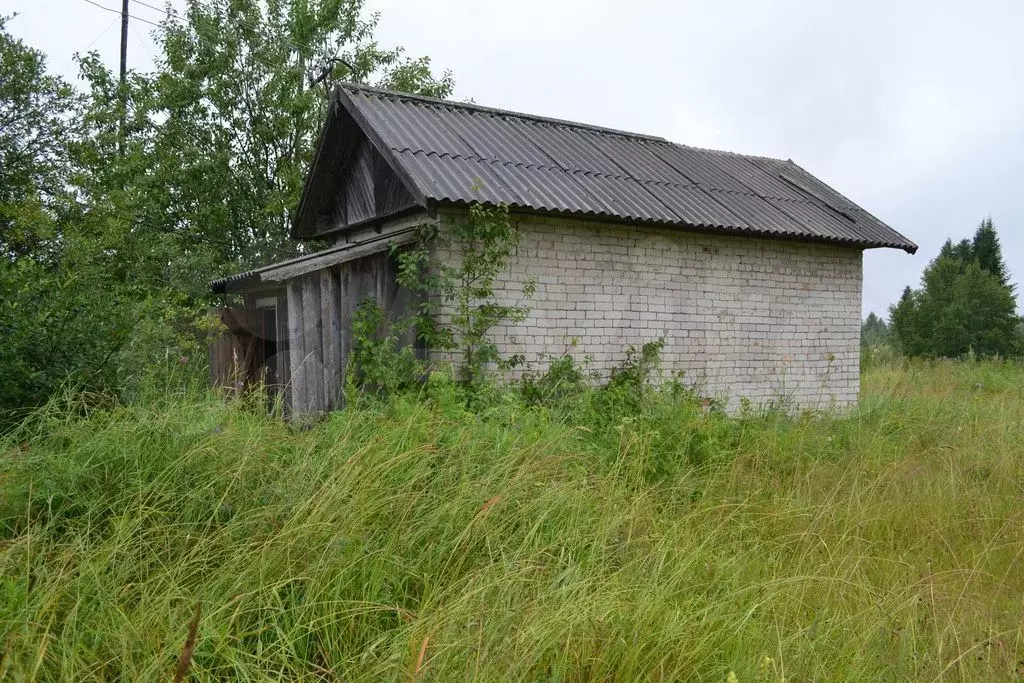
{"left": 1, "top": 2, "right": 453, "bottom": 422}
{"left": 890, "top": 218, "right": 1020, "bottom": 358}
{"left": 438, "top": 204, "right": 532, "bottom": 391}
{"left": 0, "top": 16, "right": 81, "bottom": 262}
{"left": 362, "top": 205, "right": 531, "bottom": 400}
{"left": 347, "top": 298, "right": 423, "bottom": 399}
{"left": 145, "top": 0, "right": 452, "bottom": 269}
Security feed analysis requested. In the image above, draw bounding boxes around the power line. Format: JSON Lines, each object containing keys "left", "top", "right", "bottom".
{"left": 63, "top": 17, "right": 120, "bottom": 72}
{"left": 84, "top": 0, "right": 355, "bottom": 87}
{"left": 128, "top": 0, "right": 168, "bottom": 14}
{"left": 83, "top": 0, "right": 302, "bottom": 75}
{"left": 130, "top": 20, "right": 156, "bottom": 62}
{"left": 127, "top": 0, "right": 344, "bottom": 62}
{"left": 82, "top": 0, "right": 163, "bottom": 29}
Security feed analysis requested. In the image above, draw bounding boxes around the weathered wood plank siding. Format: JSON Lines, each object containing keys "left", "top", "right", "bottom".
{"left": 283, "top": 248, "right": 415, "bottom": 418}
{"left": 373, "top": 152, "right": 416, "bottom": 217}
{"left": 320, "top": 267, "right": 342, "bottom": 410}
{"left": 209, "top": 308, "right": 271, "bottom": 391}
{"left": 341, "top": 140, "right": 376, "bottom": 226}
{"left": 299, "top": 112, "right": 418, "bottom": 239}
{"left": 301, "top": 274, "right": 326, "bottom": 415}
{"left": 286, "top": 280, "right": 308, "bottom": 417}
{"left": 276, "top": 291, "right": 291, "bottom": 412}
{"left": 338, "top": 261, "right": 353, "bottom": 395}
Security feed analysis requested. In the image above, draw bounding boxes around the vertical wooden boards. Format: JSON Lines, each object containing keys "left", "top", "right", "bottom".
{"left": 342, "top": 139, "right": 376, "bottom": 226}
{"left": 208, "top": 308, "right": 225, "bottom": 387}
{"left": 274, "top": 245, "right": 419, "bottom": 418}
{"left": 286, "top": 280, "right": 307, "bottom": 417}
{"left": 338, "top": 261, "right": 353, "bottom": 398}
{"left": 373, "top": 149, "right": 418, "bottom": 216}
{"left": 302, "top": 274, "right": 326, "bottom": 414}
{"left": 375, "top": 251, "right": 387, "bottom": 311}
{"left": 209, "top": 308, "right": 265, "bottom": 391}
{"left": 321, "top": 267, "right": 342, "bottom": 410}
{"left": 208, "top": 308, "right": 229, "bottom": 388}
{"left": 275, "top": 292, "right": 290, "bottom": 407}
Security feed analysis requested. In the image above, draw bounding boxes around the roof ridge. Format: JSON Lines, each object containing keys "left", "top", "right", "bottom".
{"left": 340, "top": 83, "right": 795, "bottom": 166}
{"left": 671, "top": 141, "right": 791, "bottom": 165}
{"left": 337, "top": 82, "right": 669, "bottom": 143}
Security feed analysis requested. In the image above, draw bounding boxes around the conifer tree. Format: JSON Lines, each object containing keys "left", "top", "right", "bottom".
{"left": 889, "top": 287, "right": 921, "bottom": 355}
{"left": 890, "top": 218, "right": 1020, "bottom": 358}
{"left": 861, "top": 312, "right": 890, "bottom": 347}
{"left": 972, "top": 217, "right": 1011, "bottom": 288}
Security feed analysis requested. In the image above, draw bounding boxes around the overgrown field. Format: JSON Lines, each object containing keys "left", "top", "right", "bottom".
{"left": 2, "top": 361, "right": 1023, "bottom": 681}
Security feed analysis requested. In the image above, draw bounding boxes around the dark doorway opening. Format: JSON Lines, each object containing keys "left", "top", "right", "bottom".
{"left": 209, "top": 305, "right": 280, "bottom": 400}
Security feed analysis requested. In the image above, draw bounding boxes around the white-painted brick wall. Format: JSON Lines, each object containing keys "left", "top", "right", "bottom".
{"left": 432, "top": 213, "right": 863, "bottom": 411}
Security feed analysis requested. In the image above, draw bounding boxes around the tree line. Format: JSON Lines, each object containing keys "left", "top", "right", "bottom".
{"left": 0, "top": 1, "right": 451, "bottom": 424}
{"left": 862, "top": 218, "right": 1021, "bottom": 358}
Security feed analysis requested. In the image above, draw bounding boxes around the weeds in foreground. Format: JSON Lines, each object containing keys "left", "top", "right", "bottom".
{"left": 1, "top": 359, "right": 1023, "bottom": 681}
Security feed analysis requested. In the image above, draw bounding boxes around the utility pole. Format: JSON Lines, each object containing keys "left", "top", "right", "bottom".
{"left": 119, "top": 0, "right": 129, "bottom": 85}
{"left": 118, "top": 0, "right": 129, "bottom": 155}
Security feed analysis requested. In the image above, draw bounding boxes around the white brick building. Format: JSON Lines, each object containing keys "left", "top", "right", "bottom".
{"left": 444, "top": 214, "right": 863, "bottom": 410}
{"left": 211, "top": 85, "right": 916, "bottom": 416}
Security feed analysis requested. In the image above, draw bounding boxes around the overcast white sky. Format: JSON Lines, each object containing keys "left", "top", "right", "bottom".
{"left": 8, "top": 0, "right": 1023, "bottom": 317}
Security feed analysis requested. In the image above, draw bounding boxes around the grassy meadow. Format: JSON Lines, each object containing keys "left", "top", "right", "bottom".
{"left": 1, "top": 360, "right": 1023, "bottom": 681}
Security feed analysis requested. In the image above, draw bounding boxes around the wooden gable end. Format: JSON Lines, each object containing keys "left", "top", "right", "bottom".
{"left": 294, "top": 106, "right": 420, "bottom": 240}
{"left": 374, "top": 150, "right": 417, "bottom": 217}
{"left": 337, "top": 137, "right": 375, "bottom": 226}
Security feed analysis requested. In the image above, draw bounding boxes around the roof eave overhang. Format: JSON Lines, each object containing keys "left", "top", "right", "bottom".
{"left": 210, "top": 228, "right": 420, "bottom": 295}
{"left": 433, "top": 200, "right": 918, "bottom": 253}
{"left": 291, "top": 85, "right": 917, "bottom": 254}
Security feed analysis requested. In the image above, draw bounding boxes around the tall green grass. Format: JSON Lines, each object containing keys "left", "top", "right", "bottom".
{"left": 2, "top": 360, "right": 1023, "bottom": 681}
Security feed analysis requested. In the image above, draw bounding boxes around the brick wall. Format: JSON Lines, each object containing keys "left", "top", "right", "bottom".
{"left": 433, "top": 212, "right": 863, "bottom": 411}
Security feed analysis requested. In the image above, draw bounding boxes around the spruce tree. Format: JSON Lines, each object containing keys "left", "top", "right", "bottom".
{"left": 861, "top": 312, "right": 890, "bottom": 347}
{"left": 971, "top": 217, "right": 1011, "bottom": 288}
{"left": 939, "top": 237, "right": 974, "bottom": 266}
{"left": 955, "top": 262, "right": 1018, "bottom": 356}
{"left": 890, "top": 218, "right": 1020, "bottom": 358}
{"left": 889, "top": 287, "right": 921, "bottom": 356}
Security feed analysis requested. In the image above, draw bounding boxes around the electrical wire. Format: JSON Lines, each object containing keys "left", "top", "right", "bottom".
{"left": 62, "top": 16, "right": 120, "bottom": 72}
{"left": 82, "top": 0, "right": 369, "bottom": 97}
{"left": 82, "top": 0, "right": 351, "bottom": 81}
{"left": 126, "top": 0, "right": 168, "bottom": 13}
{"left": 130, "top": 19, "right": 157, "bottom": 62}
{"left": 127, "top": 0, "right": 330, "bottom": 59}
{"left": 81, "top": 0, "right": 164, "bottom": 29}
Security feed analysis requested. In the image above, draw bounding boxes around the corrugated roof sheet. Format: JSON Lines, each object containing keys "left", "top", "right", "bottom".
{"left": 334, "top": 84, "right": 916, "bottom": 253}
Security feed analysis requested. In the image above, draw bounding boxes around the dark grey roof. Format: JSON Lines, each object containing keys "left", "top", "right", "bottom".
{"left": 334, "top": 84, "right": 916, "bottom": 253}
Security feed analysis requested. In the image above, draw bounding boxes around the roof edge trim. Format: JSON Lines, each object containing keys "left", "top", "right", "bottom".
{"left": 290, "top": 96, "right": 339, "bottom": 239}
{"left": 435, "top": 200, "right": 916, "bottom": 253}
{"left": 210, "top": 227, "right": 424, "bottom": 294}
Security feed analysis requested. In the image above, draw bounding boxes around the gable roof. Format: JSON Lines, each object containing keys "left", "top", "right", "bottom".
{"left": 295, "top": 83, "right": 916, "bottom": 253}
